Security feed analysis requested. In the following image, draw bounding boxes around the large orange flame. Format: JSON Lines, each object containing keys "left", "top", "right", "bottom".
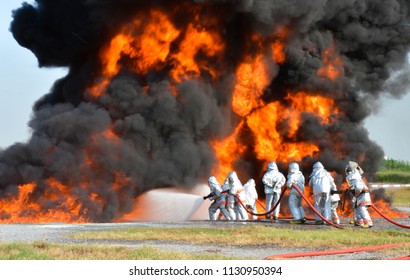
{"left": 0, "top": 180, "right": 89, "bottom": 223}
{"left": 171, "top": 23, "right": 225, "bottom": 82}
{"left": 211, "top": 121, "right": 247, "bottom": 182}
{"left": 88, "top": 10, "right": 180, "bottom": 97}
{"left": 1, "top": 4, "right": 405, "bottom": 223}
{"left": 231, "top": 54, "right": 270, "bottom": 116}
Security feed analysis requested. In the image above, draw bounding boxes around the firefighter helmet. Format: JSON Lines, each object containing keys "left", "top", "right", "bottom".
{"left": 208, "top": 176, "right": 218, "bottom": 185}
{"left": 267, "top": 161, "right": 278, "bottom": 171}
{"left": 313, "top": 161, "right": 324, "bottom": 169}
{"left": 227, "top": 171, "right": 237, "bottom": 184}
{"left": 247, "top": 178, "right": 255, "bottom": 187}
{"left": 289, "top": 162, "right": 300, "bottom": 173}
{"left": 345, "top": 161, "right": 364, "bottom": 175}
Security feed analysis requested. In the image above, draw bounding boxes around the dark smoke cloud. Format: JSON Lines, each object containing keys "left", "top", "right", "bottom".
{"left": 2, "top": 0, "right": 410, "bottom": 221}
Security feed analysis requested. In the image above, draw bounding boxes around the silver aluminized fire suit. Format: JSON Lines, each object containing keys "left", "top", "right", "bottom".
{"left": 330, "top": 190, "right": 341, "bottom": 225}
{"left": 308, "top": 162, "right": 336, "bottom": 224}
{"left": 346, "top": 164, "right": 373, "bottom": 228}
{"left": 286, "top": 162, "right": 306, "bottom": 224}
{"left": 223, "top": 171, "right": 248, "bottom": 220}
{"left": 345, "top": 161, "right": 364, "bottom": 225}
{"left": 244, "top": 179, "right": 258, "bottom": 220}
{"left": 262, "top": 162, "right": 286, "bottom": 220}
{"left": 204, "top": 176, "right": 232, "bottom": 220}
{"left": 217, "top": 181, "right": 231, "bottom": 220}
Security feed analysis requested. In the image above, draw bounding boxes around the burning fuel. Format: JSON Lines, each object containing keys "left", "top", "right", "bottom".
{"left": 1, "top": 0, "right": 410, "bottom": 223}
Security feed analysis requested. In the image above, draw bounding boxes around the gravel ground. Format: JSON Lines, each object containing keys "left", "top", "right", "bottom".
{"left": 0, "top": 216, "right": 409, "bottom": 260}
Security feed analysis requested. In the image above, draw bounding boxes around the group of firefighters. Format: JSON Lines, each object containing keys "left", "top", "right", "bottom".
{"left": 203, "top": 161, "right": 373, "bottom": 228}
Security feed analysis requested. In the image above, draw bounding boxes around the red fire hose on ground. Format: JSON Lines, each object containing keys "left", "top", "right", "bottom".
{"left": 390, "top": 255, "right": 410, "bottom": 260}
{"left": 264, "top": 242, "right": 408, "bottom": 260}
{"left": 370, "top": 204, "right": 410, "bottom": 229}
{"left": 230, "top": 185, "right": 409, "bottom": 259}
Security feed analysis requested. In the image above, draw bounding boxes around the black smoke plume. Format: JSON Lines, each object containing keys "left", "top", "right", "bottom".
{"left": 1, "top": 0, "right": 410, "bottom": 221}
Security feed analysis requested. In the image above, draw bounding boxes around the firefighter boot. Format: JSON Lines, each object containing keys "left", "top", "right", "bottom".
{"left": 356, "top": 219, "right": 364, "bottom": 226}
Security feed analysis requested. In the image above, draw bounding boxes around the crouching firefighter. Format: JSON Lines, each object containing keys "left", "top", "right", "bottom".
{"left": 203, "top": 176, "right": 232, "bottom": 220}
{"left": 345, "top": 161, "right": 373, "bottom": 228}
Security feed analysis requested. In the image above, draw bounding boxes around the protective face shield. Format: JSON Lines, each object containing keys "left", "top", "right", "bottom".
{"left": 227, "top": 171, "right": 237, "bottom": 184}
{"left": 313, "top": 161, "right": 324, "bottom": 170}
{"left": 345, "top": 165, "right": 353, "bottom": 175}
{"left": 267, "top": 162, "right": 278, "bottom": 171}
{"left": 289, "top": 162, "right": 299, "bottom": 173}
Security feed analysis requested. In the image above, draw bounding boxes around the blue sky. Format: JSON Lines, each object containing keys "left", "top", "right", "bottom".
{"left": 0, "top": 1, "right": 67, "bottom": 147}
{"left": 1, "top": 0, "right": 410, "bottom": 162}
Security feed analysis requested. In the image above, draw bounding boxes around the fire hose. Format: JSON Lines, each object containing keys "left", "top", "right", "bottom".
{"left": 337, "top": 188, "right": 410, "bottom": 229}
{"left": 256, "top": 198, "right": 266, "bottom": 210}
{"left": 390, "top": 255, "right": 410, "bottom": 260}
{"left": 231, "top": 185, "right": 409, "bottom": 230}
{"left": 291, "top": 183, "right": 344, "bottom": 229}
{"left": 233, "top": 186, "right": 288, "bottom": 217}
{"left": 370, "top": 204, "right": 410, "bottom": 229}
{"left": 228, "top": 185, "right": 409, "bottom": 259}
{"left": 264, "top": 242, "right": 408, "bottom": 260}
{"left": 233, "top": 185, "right": 341, "bottom": 228}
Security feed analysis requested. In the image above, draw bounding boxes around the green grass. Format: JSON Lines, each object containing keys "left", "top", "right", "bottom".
{"left": 71, "top": 226, "right": 410, "bottom": 251}
{"left": 0, "top": 242, "right": 237, "bottom": 260}
{"left": 1, "top": 226, "right": 409, "bottom": 260}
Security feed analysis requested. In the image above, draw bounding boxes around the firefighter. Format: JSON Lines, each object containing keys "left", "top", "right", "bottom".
{"left": 286, "top": 162, "right": 306, "bottom": 224}
{"left": 223, "top": 171, "right": 248, "bottom": 220}
{"left": 262, "top": 161, "right": 286, "bottom": 220}
{"left": 345, "top": 161, "right": 373, "bottom": 228}
{"left": 203, "top": 176, "right": 232, "bottom": 220}
{"left": 330, "top": 187, "right": 341, "bottom": 225}
{"left": 218, "top": 180, "right": 231, "bottom": 220}
{"left": 345, "top": 161, "right": 364, "bottom": 226}
{"left": 244, "top": 179, "right": 258, "bottom": 220}
{"left": 308, "top": 162, "right": 336, "bottom": 225}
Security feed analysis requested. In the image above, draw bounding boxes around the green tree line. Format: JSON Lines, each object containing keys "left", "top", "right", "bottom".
{"left": 376, "top": 159, "right": 410, "bottom": 183}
